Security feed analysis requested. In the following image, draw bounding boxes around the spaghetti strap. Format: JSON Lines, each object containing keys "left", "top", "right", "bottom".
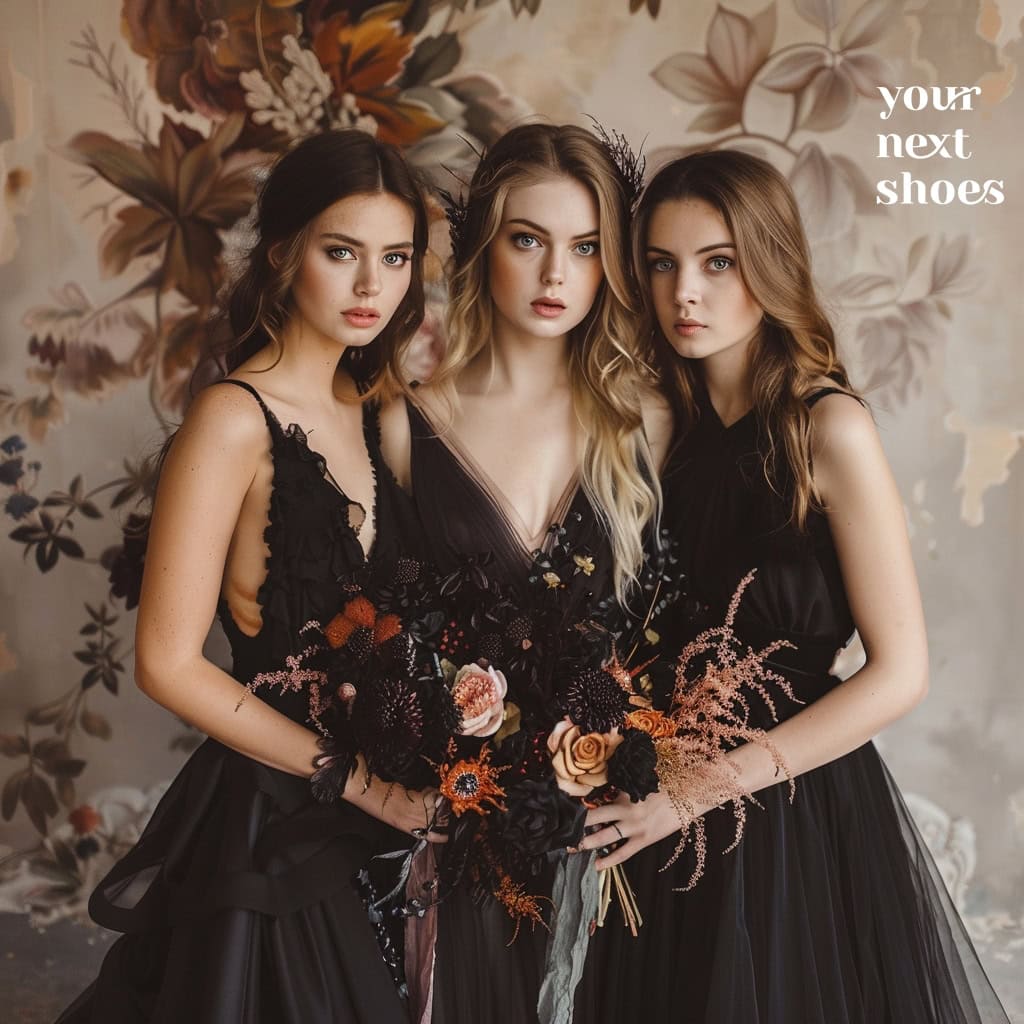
{"left": 214, "top": 378, "right": 283, "bottom": 434}
{"left": 805, "top": 386, "right": 863, "bottom": 409}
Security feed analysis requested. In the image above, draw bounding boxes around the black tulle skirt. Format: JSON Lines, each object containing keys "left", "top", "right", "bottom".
{"left": 572, "top": 740, "right": 1008, "bottom": 1024}
{"left": 55, "top": 739, "right": 411, "bottom": 1024}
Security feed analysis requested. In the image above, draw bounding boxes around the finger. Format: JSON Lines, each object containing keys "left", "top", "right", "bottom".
{"left": 595, "top": 837, "right": 640, "bottom": 870}
{"left": 579, "top": 824, "right": 625, "bottom": 852}
{"left": 585, "top": 803, "right": 627, "bottom": 827}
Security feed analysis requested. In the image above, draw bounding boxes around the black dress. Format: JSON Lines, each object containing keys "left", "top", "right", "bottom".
{"left": 572, "top": 387, "right": 1009, "bottom": 1023}
{"left": 405, "top": 399, "right": 613, "bottom": 1024}
{"left": 57, "top": 379, "right": 420, "bottom": 1024}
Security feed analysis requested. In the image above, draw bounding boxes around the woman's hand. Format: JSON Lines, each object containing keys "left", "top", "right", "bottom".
{"left": 578, "top": 789, "right": 686, "bottom": 870}
{"left": 344, "top": 768, "right": 448, "bottom": 844}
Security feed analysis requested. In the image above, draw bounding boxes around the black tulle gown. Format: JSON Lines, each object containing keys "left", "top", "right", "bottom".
{"left": 405, "top": 399, "right": 614, "bottom": 1024}
{"left": 572, "top": 387, "right": 1009, "bottom": 1023}
{"left": 57, "top": 379, "right": 421, "bottom": 1024}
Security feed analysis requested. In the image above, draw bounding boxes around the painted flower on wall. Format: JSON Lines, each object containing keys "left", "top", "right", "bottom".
{"left": 309, "top": 6, "right": 444, "bottom": 146}
{"left": 66, "top": 112, "right": 261, "bottom": 310}
{"left": 121, "top": 0, "right": 302, "bottom": 119}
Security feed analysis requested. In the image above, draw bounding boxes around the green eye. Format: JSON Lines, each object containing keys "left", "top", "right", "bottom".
{"left": 574, "top": 241, "right": 599, "bottom": 256}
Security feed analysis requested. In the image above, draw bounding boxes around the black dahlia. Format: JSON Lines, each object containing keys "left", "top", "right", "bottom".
{"left": 564, "top": 666, "right": 630, "bottom": 733}
{"left": 607, "top": 729, "right": 658, "bottom": 803}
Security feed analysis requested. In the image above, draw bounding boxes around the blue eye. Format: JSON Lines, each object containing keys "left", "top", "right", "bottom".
{"left": 512, "top": 233, "right": 540, "bottom": 249}
{"left": 707, "top": 255, "right": 733, "bottom": 271}
{"left": 326, "top": 247, "right": 354, "bottom": 261}
{"left": 383, "top": 252, "right": 410, "bottom": 267}
{"left": 573, "top": 240, "right": 599, "bottom": 257}
{"left": 649, "top": 258, "right": 674, "bottom": 273}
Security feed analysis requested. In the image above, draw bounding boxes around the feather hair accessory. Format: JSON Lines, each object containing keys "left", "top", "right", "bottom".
{"left": 587, "top": 115, "right": 646, "bottom": 210}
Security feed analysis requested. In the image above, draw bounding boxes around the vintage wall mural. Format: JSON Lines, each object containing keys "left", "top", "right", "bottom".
{"left": 0, "top": 0, "right": 1021, "bottom": 1015}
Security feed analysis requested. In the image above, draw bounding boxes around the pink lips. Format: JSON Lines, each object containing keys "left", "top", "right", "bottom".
{"left": 342, "top": 307, "right": 380, "bottom": 328}
{"left": 531, "top": 297, "right": 566, "bottom": 319}
{"left": 674, "top": 318, "right": 705, "bottom": 338}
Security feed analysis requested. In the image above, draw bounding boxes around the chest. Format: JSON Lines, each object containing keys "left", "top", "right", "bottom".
{"left": 449, "top": 400, "right": 579, "bottom": 545}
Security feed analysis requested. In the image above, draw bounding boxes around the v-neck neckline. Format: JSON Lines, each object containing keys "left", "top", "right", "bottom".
{"left": 411, "top": 401, "right": 580, "bottom": 557}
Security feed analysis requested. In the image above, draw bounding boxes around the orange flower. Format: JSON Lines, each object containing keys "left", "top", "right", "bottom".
{"left": 324, "top": 596, "right": 400, "bottom": 649}
{"left": 311, "top": 9, "right": 443, "bottom": 146}
{"left": 547, "top": 718, "right": 623, "bottom": 797}
{"left": 68, "top": 805, "right": 101, "bottom": 835}
{"left": 626, "top": 708, "right": 678, "bottom": 739}
{"left": 437, "top": 744, "right": 506, "bottom": 816}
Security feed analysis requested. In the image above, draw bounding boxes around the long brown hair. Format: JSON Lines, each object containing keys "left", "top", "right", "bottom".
{"left": 438, "top": 122, "right": 660, "bottom": 602}
{"left": 635, "top": 149, "right": 856, "bottom": 528}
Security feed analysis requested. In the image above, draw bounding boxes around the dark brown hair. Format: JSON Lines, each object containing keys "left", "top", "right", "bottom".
{"left": 207, "top": 128, "right": 429, "bottom": 400}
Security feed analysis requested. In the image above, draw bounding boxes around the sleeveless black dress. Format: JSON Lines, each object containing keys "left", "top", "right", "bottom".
{"left": 405, "top": 399, "right": 614, "bottom": 1024}
{"left": 572, "top": 388, "right": 1009, "bottom": 1023}
{"left": 56, "top": 379, "right": 420, "bottom": 1024}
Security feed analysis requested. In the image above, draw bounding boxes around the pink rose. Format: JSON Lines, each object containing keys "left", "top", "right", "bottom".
{"left": 452, "top": 661, "right": 508, "bottom": 737}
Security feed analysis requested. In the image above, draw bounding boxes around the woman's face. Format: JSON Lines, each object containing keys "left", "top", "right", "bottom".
{"left": 487, "top": 174, "right": 605, "bottom": 343}
{"left": 289, "top": 191, "right": 415, "bottom": 350}
{"left": 645, "top": 197, "right": 763, "bottom": 366}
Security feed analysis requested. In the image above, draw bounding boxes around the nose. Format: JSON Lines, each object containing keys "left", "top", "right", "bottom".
{"left": 542, "top": 250, "right": 565, "bottom": 286}
{"left": 673, "top": 266, "right": 699, "bottom": 308}
{"left": 355, "top": 260, "right": 382, "bottom": 298}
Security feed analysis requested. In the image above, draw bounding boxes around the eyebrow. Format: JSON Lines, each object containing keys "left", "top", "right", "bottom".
{"left": 646, "top": 242, "right": 736, "bottom": 255}
{"left": 320, "top": 232, "right": 414, "bottom": 250}
{"left": 506, "top": 218, "right": 599, "bottom": 242}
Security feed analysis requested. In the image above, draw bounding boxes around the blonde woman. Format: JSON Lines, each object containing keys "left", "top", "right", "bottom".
{"left": 573, "top": 150, "right": 1008, "bottom": 1023}
{"left": 381, "top": 122, "right": 670, "bottom": 1024}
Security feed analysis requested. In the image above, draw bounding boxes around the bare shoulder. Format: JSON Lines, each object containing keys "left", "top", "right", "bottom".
{"left": 808, "top": 392, "right": 888, "bottom": 503}
{"left": 808, "top": 391, "right": 876, "bottom": 452}
{"left": 178, "top": 381, "right": 268, "bottom": 447}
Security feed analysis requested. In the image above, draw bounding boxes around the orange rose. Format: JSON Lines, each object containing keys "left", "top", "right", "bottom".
{"left": 626, "top": 708, "right": 677, "bottom": 739}
{"left": 547, "top": 718, "right": 623, "bottom": 797}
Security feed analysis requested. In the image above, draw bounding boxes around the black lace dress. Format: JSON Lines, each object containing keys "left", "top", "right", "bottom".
{"left": 404, "top": 399, "right": 614, "bottom": 1024}
{"left": 572, "top": 387, "right": 1009, "bottom": 1023}
{"left": 56, "top": 379, "right": 422, "bottom": 1024}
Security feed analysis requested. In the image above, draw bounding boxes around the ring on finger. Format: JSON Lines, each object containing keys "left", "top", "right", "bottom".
{"left": 612, "top": 823, "right": 624, "bottom": 841}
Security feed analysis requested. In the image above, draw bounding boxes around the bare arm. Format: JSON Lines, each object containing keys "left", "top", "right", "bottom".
{"left": 136, "top": 385, "right": 440, "bottom": 836}
{"left": 585, "top": 394, "right": 928, "bottom": 866}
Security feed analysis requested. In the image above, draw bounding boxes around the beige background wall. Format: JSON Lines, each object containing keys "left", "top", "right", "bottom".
{"left": 0, "top": 0, "right": 1022, "bottom": 1013}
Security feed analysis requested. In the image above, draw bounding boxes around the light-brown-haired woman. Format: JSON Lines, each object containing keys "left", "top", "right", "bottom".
{"left": 573, "top": 149, "right": 1008, "bottom": 1023}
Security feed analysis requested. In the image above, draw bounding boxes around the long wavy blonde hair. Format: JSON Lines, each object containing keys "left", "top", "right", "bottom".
{"left": 436, "top": 122, "right": 660, "bottom": 601}
{"left": 634, "top": 149, "right": 857, "bottom": 528}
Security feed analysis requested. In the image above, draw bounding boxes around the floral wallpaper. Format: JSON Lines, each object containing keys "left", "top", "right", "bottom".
{"left": 0, "top": 0, "right": 1021, "bottom": 1015}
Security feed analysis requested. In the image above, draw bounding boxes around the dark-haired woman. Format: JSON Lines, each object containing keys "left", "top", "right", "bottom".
{"left": 573, "top": 150, "right": 1008, "bottom": 1022}
{"left": 57, "top": 130, "right": 442, "bottom": 1024}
